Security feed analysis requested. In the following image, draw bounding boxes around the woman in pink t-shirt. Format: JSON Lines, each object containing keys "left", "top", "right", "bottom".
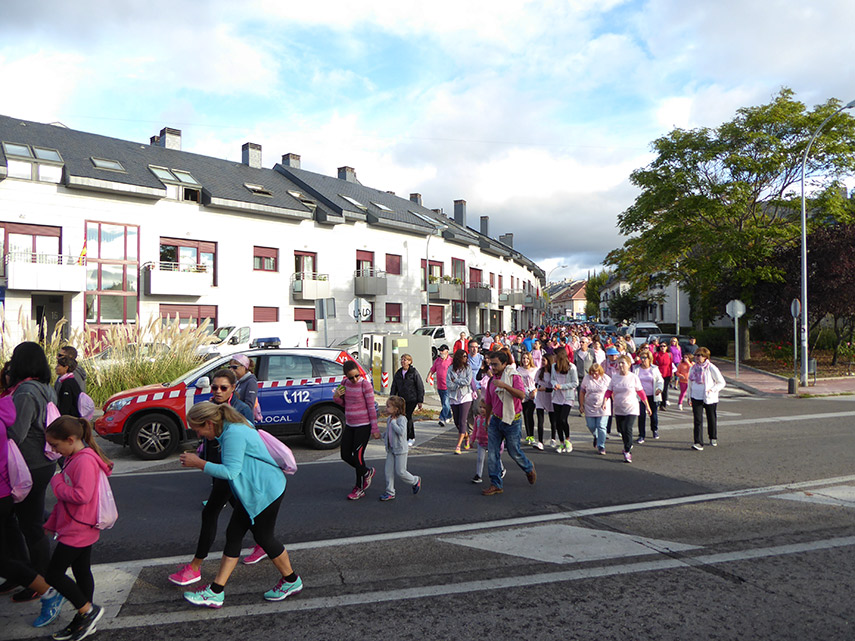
{"left": 603, "top": 355, "right": 651, "bottom": 463}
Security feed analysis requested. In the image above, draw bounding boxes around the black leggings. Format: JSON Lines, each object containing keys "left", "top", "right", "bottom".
{"left": 615, "top": 414, "right": 637, "bottom": 452}
{"left": 341, "top": 424, "right": 371, "bottom": 486}
{"left": 661, "top": 378, "right": 671, "bottom": 406}
{"left": 554, "top": 403, "right": 572, "bottom": 442}
{"left": 46, "top": 542, "right": 93, "bottom": 610}
{"left": 522, "top": 400, "right": 535, "bottom": 438}
{"left": 404, "top": 400, "right": 418, "bottom": 440}
{"left": 223, "top": 491, "right": 285, "bottom": 559}
{"left": 535, "top": 408, "right": 555, "bottom": 442}
{"left": 692, "top": 399, "right": 718, "bottom": 444}
{"left": 9, "top": 464, "right": 54, "bottom": 575}
{"left": 194, "top": 479, "right": 234, "bottom": 560}
{"left": 0, "top": 495, "right": 37, "bottom": 588}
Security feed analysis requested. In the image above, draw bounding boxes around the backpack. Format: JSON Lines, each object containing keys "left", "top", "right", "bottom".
{"left": 7, "top": 438, "right": 33, "bottom": 503}
{"left": 77, "top": 393, "right": 96, "bottom": 421}
{"left": 43, "top": 401, "right": 62, "bottom": 461}
{"left": 62, "top": 467, "right": 118, "bottom": 530}
{"left": 256, "top": 429, "right": 297, "bottom": 475}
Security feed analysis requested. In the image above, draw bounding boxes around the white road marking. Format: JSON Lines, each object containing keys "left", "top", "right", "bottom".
{"left": 772, "top": 485, "right": 855, "bottom": 509}
{"left": 442, "top": 523, "right": 700, "bottom": 563}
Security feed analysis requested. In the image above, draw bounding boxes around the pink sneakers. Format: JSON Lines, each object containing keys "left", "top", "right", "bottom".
{"left": 168, "top": 563, "right": 201, "bottom": 586}
{"left": 242, "top": 545, "right": 268, "bottom": 565}
{"left": 347, "top": 486, "right": 365, "bottom": 500}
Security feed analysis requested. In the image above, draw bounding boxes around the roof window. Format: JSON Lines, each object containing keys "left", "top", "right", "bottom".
{"left": 172, "top": 169, "right": 200, "bottom": 185}
{"left": 33, "top": 147, "right": 62, "bottom": 162}
{"left": 245, "top": 183, "right": 272, "bottom": 197}
{"left": 287, "top": 190, "right": 316, "bottom": 211}
{"left": 150, "top": 166, "right": 176, "bottom": 181}
{"left": 91, "top": 157, "right": 126, "bottom": 172}
{"left": 372, "top": 202, "right": 393, "bottom": 212}
{"left": 341, "top": 195, "right": 367, "bottom": 211}
{"left": 2, "top": 142, "right": 33, "bottom": 158}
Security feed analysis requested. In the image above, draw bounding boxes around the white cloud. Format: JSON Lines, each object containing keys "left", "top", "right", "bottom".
{"left": 0, "top": 51, "right": 87, "bottom": 120}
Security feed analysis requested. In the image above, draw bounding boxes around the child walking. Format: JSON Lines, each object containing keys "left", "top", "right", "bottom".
{"left": 43, "top": 416, "right": 114, "bottom": 640}
{"left": 378, "top": 396, "right": 421, "bottom": 501}
{"left": 470, "top": 403, "right": 504, "bottom": 483}
{"left": 676, "top": 354, "right": 692, "bottom": 410}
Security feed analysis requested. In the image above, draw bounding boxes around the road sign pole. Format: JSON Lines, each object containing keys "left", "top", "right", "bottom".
{"left": 734, "top": 315, "right": 739, "bottom": 379}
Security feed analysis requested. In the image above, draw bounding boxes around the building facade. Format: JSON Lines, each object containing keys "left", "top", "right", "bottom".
{"left": 0, "top": 115, "right": 545, "bottom": 347}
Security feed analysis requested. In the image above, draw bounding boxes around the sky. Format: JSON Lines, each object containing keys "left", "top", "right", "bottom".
{"left": 2, "top": 0, "right": 855, "bottom": 283}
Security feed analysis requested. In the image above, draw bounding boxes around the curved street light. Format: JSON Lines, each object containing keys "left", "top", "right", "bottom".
{"left": 547, "top": 263, "right": 568, "bottom": 282}
{"left": 799, "top": 98, "right": 855, "bottom": 386}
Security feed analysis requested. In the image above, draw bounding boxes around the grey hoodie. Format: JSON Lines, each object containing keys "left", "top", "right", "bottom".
{"left": 10, "top": 380, "right": 58, "bottom": 470}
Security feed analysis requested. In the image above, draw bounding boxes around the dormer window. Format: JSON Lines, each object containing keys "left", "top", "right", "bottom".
{"left": 2, "top": 142, "right": 63, "bottom": 183}
{"left": 149, "top": 165, "right": 201, "bottom": 203}
{"left": 245, "top": 183, "right": 272, "bottom": 197}
{"left": 341, "top": 195, "right": 367, "bottom": 211}
{"left": 372, "top": 202, "right": 393, "bottom": 212}
{"left": 91, "top": 158, "right": 126, "bottom": 172}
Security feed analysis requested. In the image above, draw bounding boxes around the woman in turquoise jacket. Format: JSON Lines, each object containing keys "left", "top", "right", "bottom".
{"left": 178, "top": 402, "right": 302, "bottom": 608}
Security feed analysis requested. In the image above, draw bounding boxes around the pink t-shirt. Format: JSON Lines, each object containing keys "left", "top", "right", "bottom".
{"left": 635, "top": 366, "right": 656, "bottom": 396}
{"left": 607, "top": 372, "right": 643, "bottom": 416}
{"left": 581, "top": 374, "right": 611, "bottom": 417}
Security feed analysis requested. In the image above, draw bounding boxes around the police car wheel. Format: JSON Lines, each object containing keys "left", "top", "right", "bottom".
{"left": 128, "top": 412, "right": 180, "bottom": 460}
{"left": 305, "top": 406, "right": 344, "bottom": 450}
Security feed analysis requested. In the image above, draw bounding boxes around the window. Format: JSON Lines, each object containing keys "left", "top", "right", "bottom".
{"left": 452, "top": 258, "right": 465, "bottom": 283}
{"left": 33, "top": 147, "right": 62, "bottom": 162}
{"left": 254, "top": 246, "right": 278, "bottom": 272}
{"left": 86, "top": 222, "right": 140, "bottom": 327}
{"left": 160, "top": 237, "right": 216, "bottom": 285}
{"left": 356, "top": 250, "right": 374, "bottom": 275}
{"left": 294, "top": 307, "right": 316, "bottom": 331}
{"left": 371, "top": 202, "right": 393, "bottom": 212}
{"left": 2, "top": 142, "right": 32, "bottom": 158}
{"left": 313, "top": 358, "right": 345, "bottom": 378}
{"left": 150, "top": 166, "right": 201, "bottom": 202}
{"left": 295, "top": 251, "right": 316, "bottom": 277}
{"left": 159, "top": 304, "right": 217, "bottom": 330}
{"left": 267, "top": 355, "right": 313, "bottom": 380}
{"left": 490, "top": 272, "right": 495, "bottom": 287}
{"left": 287, "top": 190, "right": 317, "bottom": 211}
{"left": 469, "top": 268, "right": 482, "bottom": 285}
{"left": 245, "top": 183, "right": 272, "bottom": 196}
{"left": 386, "top": 303, "right": 402, "bottom": 323}
{"left": 498, "top": 275, "right": 503, "bottom": 291}
{"left": 420, "top": 259, "right": 443, "bottom": 290}
{"left": 341, "top": 195, "right": 367, "bottom": 211}
{"left": 422, "top": 304, "right": 443, "bottom": 325}
{"left": 91, "top": 158, "right": 125, "bottom": 172}
{"left": 3, "top": 142, "right": 63, "bottom": 183}
{"left": 253, "top": 306, "right": 279, "bottom": 322}
{"left": 452, "top": 301, "right": 465, "bottom": 324}
{"left": 385, "top": 253, "right": 401, "bottom": 275}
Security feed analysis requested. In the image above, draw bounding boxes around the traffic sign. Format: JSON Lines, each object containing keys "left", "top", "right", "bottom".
{"left": 726, "top": 299, "right": 746, "bottom": 319}
{"left": 349, "top": 297, "right": 372, "bottom": 320}
{"left": 790, "top": 299, "right": 800, "bottom": 319}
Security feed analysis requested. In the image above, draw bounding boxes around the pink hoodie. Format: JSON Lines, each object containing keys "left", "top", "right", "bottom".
{"left": 0, "top": 396, "right": 18, "bottom": 498}
{"left": 45, "top": 447, "right": 113, "bottom": 548}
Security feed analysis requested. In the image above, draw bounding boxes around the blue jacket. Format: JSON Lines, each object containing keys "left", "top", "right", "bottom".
{"left": 203, "top": 422, "right": 285, "bottom": 521}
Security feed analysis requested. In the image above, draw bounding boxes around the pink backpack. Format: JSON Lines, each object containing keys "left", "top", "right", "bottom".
{"left": 6, "top": 438, "right": 33, "bottom": 503}
{"left": 257, "top": 429, "right": 297, "bottom": 475}
{"left": 43, "top": 401, "right": 61, "bottom": 461}
{"left": 62, "top": 467, "right": 118, "bottom": 530}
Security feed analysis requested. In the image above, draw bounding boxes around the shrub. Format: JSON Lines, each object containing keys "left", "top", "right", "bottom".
{"left": 691, "top": 327, "right": 730, "bottom": 356}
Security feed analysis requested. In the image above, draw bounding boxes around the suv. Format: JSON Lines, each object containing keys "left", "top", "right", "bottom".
{"left": 94, "top": 348, "right": 362, "bottom": 460}
{"left": 413, "top": 325, "right": 470, "bottom": 359}
{"left": 625, "top": 322, "right": 662, "bottom": 340}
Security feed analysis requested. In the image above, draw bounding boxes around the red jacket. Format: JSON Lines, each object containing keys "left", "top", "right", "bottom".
{"left": 653, "top": 351, "right": 673, "bottom": 379}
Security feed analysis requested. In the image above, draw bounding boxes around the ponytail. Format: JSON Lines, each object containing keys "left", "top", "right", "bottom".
{"left": 47, "top": 415, "right": 113, "bottom": 469}
{"left": 187, "top": 401, "right": 252, "bottom": 435}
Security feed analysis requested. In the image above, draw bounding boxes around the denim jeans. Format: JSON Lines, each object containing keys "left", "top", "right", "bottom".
{"left": 487, "top": 415, "right": 534, "bottom": 488}
{"left": 585, "top": 415, "right": 609, "bottom": 449}
{"left": 438, "top": 389, "right": 452, "bottom": 422}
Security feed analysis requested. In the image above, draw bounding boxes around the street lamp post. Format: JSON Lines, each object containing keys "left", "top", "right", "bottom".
{"left": 799, "top": 98, "right": 855, "bottom": 386}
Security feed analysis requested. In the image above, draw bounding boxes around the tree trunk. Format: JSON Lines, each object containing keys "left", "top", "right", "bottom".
{"left": 739, "top": 321, "right": 750, "bottom": 360}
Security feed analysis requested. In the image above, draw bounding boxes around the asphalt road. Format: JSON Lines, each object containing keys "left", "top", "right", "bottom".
{"left": 3, "top": 390, "right": 855, "bottom": 640}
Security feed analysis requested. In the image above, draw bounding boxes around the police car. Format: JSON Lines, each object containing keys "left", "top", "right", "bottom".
{"left": 94, "top": 348, "right": 362, "bottom": 460}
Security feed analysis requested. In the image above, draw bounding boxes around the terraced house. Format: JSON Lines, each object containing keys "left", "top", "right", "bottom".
{"left": 0, "top": 114, "right": 545, "bottom": 346}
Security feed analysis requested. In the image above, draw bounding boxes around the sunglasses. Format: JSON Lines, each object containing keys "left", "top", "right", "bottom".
{"left": 211, "top": 385, "right": 231, "bottom": 392}
{"left": 228, "top": 365, "right": 240, "bottom": 370}
{"left": 346, "top": 374, "right": 362, "bottom": 381}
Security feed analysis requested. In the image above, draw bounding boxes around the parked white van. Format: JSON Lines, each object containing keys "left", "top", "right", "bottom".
{"left": 413, "top": 325, "right": 470, "bottom": 359}
{"left": 625, "top": 322, "right": 662, "bottom": 341}
{"left": 197, "top": 322, "right": 309, "bottom": 360}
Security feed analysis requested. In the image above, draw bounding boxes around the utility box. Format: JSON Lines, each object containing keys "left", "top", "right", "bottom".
{"left": 368, "top": 334, "right": 432, "bottom": 395}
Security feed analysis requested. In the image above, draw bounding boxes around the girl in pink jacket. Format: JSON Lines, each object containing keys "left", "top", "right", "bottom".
{"left": 42, "top": 416, "right": 114, "bottom": 640}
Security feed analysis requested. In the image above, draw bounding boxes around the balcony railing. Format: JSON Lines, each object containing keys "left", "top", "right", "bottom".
{"left": 143, "top": 261, "right": 211, "bottom": 297}
{"left": 498, "top": 288, "right": 525, "bottom": 306}
{"left": 465, "top": 282, "right": 492, "bottom": 304}
{"left": 354, "top": 267, "right": 387, "bottom": 297}
{"left": 4, "top": 252, "right": 86, "bottom": 291}
{"left": 291, "top": 272, "right": 331, "bottom": 300}
{"left": 428, "top": 280, "right": 463, "bottom": 302}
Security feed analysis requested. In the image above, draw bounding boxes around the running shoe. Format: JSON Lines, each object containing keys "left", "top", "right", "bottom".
{"left": 168, "top": 563, "right": 201, "bottom": 586}
{"left": 454, "top": 447, "right": 462, "bottom": 454}
{"left": 264, "top": 576, "right": 303, "bottom": 602}
{"left": 471, "top": 474, "right": 482, "bottom": 484}
{"left": 242, "top": 545, "right": 268, "bottom": 565}
{"left": 438, "top": 420, "right": 445, "bottom": 427}
{"left": 623, "top": 451, "right": 632, "bottom": 463}
{"left": 33, "top": 589, "right": 65, "bottom": 628}
{"left": 463, "top": 438, "right": 471, "bottom": 450}
{"left": 597, "top": 447, "right": 606, "bottom": 455}
{"left": 652, "top": 431, "right": 660, "bottom": 439}
{"left": 692, "top": 443, "right": 704, "bottom": 451}
{"left": 412, "top": 478, "right": 421, "bottom": 494}
{"left": 184, "top": 585, "right": 224, "bottom": 609}
{"left": 379, "top": 492, "right": 396, "bottom": 501}
{"left": 636, "top": 438, "right": 645, "bottom": 444}
{"left": 347, "top": 486, "right": 365, "bottom": 500}
{"left": 51, "top": 613, "right": 82, "bottom": 641}
{"left": 564, "top": 440, "right": 573, "bottom": 453}
{"left": 55, "top": 604, "right": 102, "bottom": 640}
{"left": 677, "top": 404, "right": 683, "bottom": 411}
{"left": 534, "top": 441, "right": 544, "bottom": 450}
{"left": 501, "top": 467, "right": 507, "bottom": 479}
{"left": 362, "top": 467, "right": 375, "bottom": 490}
{"left": 407, "top": 439, "right": 416, "bottom": 447}
{"left": 710, "top": 439, "right": 717, "bottom": 447}
{"left": 549, "top": 439, "right": 557, "bottom": 448}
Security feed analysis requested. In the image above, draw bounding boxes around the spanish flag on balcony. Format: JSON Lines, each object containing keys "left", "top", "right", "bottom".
{"left": 78, "top": 240, "right": 87, "bottom": 265}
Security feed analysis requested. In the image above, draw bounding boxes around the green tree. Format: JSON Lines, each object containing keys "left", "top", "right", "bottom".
{"left": 585, "top": 270, "right": 610, "bottom": 319}
{"left": 607, "top": 89, "right": 855, "bottom": 357}
{"left": 607, "top": 287, "right": 643, "bottom": 324}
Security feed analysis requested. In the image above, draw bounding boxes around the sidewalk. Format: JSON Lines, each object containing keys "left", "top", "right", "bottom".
{"left": 712, "top": 358, "right": 855, "bottom": 397}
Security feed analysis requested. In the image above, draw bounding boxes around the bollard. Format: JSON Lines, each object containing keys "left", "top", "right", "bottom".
{"left": 787, "top": 377, "right": 797, "bottom": 394}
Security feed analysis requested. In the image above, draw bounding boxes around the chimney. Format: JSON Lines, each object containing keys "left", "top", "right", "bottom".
{"left": 499, "top": 233, "right": 514, "bottom": 248}
{"left": 150, "top": 127, "right": 181, "bottom": 150}
{"left": 242, "top": 142, "right": 262, "bottom": 169}
{"left": 409, "top": 193, "right": 422, "bottom": 206}
{"left": 453, "top": 199, "right": 466, "bottom": 227}
{"left": 480, "top": 215, "right": 489, "bottom": 237}
{"left": 281, "top": 153, "right": 301, "bottom": 169}
{"left": 338, "top": 166, "right": 357, "bottom": 183}
{"left": 386, "top": 190, "right": 395, "bottom": 195}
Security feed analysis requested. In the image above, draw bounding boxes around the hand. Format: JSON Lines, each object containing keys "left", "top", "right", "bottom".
{"left": 646, "top": 406, "right": 653, "bottom": 416}
{"left": 334, "top": 386, "right": 345, "bottom": 398}
{"left": 371, "top": 432, "right": 381, "bottom": 439}
{"left": 417, "top": 403, "right": 423, "bottom": 410}
{"left": 179, "top": 452, "right": 205, "bottom": 469}
{"left": 602, "top": 403, "right": 608, "bottom": 411}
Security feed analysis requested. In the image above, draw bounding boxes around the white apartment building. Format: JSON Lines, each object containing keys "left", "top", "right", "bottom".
{"left": 600, "top": 274, "right": 690, "bottom": 328}
{"left": 0, "top": 115, "right": 545, "bottom": 346}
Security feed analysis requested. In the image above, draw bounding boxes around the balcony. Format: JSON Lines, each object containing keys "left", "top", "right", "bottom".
{"left": 498, "top": 289, "right": 525, "bottom": 306}
{"left": 428, "top": 280, "right": 463, "bottom": 302}
{"left": 143, "top": 261, "right": 212, "bottom": 297}
{"left": 525, "top": 293, "right": 545, "bottom": 310}
{"left": 4, "top": 252, "right": 86, "bottom": 292}
{"left": 291, "top": 272, "right": 331, "bottom": 300}
{"left": 466, "top": 283, "right": 492, "bottom": 304}
{"left": 353, "top": 268, "right": 387, "bottom": 297}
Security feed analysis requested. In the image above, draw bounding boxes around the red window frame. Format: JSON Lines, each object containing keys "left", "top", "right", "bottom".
{"left": 294, "top": 307, "right": 316, "bottom": 331}
{"left": 385, "top": 302, "right": 402, "bottom": 323}
{"left": 253, "top": 246, "right": 278, "bottom": 272}
{"left": 385, "top": 253, "right": 401, "bottom": 275}
{"left": 253, "top": 306, "right": 279, "bottom": 322}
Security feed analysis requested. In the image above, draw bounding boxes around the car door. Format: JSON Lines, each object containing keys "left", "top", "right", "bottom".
{"left": 262, "top": 353, "right": 315, "bottom": 425}
{"left": 311, "top": 356, "right": 347, "bottom": 404}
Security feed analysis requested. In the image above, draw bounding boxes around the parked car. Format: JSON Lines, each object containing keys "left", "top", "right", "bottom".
{"left": 624, "top": 322, "right": 662, "bottom": 341}
{"left": 646, "top": 334, "right": 694, "bottom": 353}
{"left": 94, "top": 347, "right": 363, "bottom": 460}
{"left": 413, "top": 325, "right": 470, "bottom": 359}
{"left": 331, "top": 334, "right": 360, "bottom": 359}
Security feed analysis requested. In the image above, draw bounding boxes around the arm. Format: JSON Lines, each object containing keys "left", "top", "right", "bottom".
{"left": 389, "top": 371, "right": 400, "bottom": 396}
{"left": 242, "top": 377, "right": 258, "bottom": 410}
{"left": 57, "top": 380, "right": 78, "bottom": 416}
{"left": 363, "top": 379, "right": 380, "bottom": 436}
{"left": 8, "top": 392, "right": 37, "bottom": 445}
{"left": 203, "top": 429, "right": 248, "bottom": 480}
{"left": 493, "top": 373, "right": 525, "bottom": 400}
{"left": 50, "top": 456, "right": 98, "bottom": 505}
{"left": 390, "top": 416, "right": 406, "bottom": 438}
